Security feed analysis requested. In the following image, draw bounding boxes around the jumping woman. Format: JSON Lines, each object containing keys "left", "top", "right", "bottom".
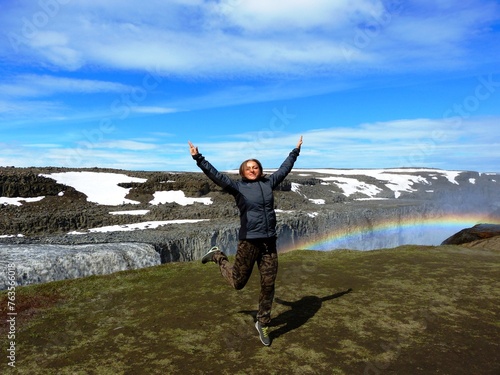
{"left": 188, "top": 136, "right": 302, "bottom": 346}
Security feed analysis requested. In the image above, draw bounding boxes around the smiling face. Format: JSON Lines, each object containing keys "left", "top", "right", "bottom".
{"left": 243, "top": 161, "right": 261, "bottom": 180}
{"left": 240, "top": 159, "right": 263, "bottom": 180}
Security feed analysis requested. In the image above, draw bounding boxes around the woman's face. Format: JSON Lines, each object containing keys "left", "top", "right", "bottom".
{"left": 243, "top": 161, "right": 261, "bottom": 180}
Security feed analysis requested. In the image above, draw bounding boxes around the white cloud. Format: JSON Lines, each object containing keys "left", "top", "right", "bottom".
{"left": 132, "top": 106, "right": 178, "bottom": 114}
{"left": 0, "top": 1, "right": 497, "bottom": 134}
{"left": 0, "top": 1, "right": 498, "bottom": 174}
{"left": 1, "top": 115, "right": 499, "bottom": 172}
{"left": 0, "top": 99, "right": 66, "bottom": 120}
{"left": 213, "top": 0, "right": 385, "bottom": 32}
{"left": 25, "top": 143, "right": 62, "bottom": 148}
{"left": 0, "top": 75, "right": 132, "bottom": 98}
{"left": 2, "top": 0, "right": 497, "bottom": 77}
{"left": 93, "top": 140, "right": 158, "bottom": 151}
{"left": 29, "top": 31, "right": 83, "bottom": 70}
{"left": 169, "top": 116, "right": 500, "bottom": 172}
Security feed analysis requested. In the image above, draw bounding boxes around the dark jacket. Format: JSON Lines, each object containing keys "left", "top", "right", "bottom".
{"left": 193, "top": 148, "right": 300, "bottom": 239}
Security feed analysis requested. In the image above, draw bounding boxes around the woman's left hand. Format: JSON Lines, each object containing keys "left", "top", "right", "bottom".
{"left": 296, "top": 135, "right": 303, "bottom": 150}
{"left": 188, "top": 141, "right": 199, "bottom": 156}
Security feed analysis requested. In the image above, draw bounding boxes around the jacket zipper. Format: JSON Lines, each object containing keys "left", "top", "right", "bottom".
{"left": 258, "top": 181, "right": 271, "bottom": 237}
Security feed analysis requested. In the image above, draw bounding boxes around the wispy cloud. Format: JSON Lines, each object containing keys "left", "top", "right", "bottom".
{"left": 1, "top": 1, "right": 498, "bottom": 172}
{"left": 131, "top": 106, "right": 178, "bottom": 114}
{"left": 2, "top": 0, "right": 498, "bottom": 77}
{"left": 89, "top": 140, "right": 159, "bottom": 151}
{"left": 5, "top": 116, "right": 496, "bottom": 172}
{"left": 0, "top": 75, "right": 133, "bottom": 98}
{"left": 1, "top": 0, "right": 497, "bottom": 123}
{"left": 212, "top": 0, "right": 386, "bottom": 31}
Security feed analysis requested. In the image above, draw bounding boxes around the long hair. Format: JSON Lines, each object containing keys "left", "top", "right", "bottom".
{"left": 239, "top": 159, "right": 264, "bottom": 178}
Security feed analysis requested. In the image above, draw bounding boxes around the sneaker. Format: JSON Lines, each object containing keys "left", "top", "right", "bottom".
{"left": 201, "top": 246, "right": 220, "bottom": 264}
{"left": 255, "top": 321, "right": 271, "bottom": 346}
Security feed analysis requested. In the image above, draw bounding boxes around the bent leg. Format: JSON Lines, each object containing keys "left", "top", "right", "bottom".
{"left": 214, "top": 240, "right": 260, "bottom": 290}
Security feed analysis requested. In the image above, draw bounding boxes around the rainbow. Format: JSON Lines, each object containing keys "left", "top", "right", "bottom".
{"left": 283, "top": 213, "right": 500, "bottom": 252}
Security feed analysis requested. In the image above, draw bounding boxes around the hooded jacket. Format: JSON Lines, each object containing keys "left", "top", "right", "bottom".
{"left": 193, "top": 148, "right": 300, "bottom": 240}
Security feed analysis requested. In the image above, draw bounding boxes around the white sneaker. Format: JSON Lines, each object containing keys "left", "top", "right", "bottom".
{"left": 201, "top": 246, "right": 220, "bottom": 264}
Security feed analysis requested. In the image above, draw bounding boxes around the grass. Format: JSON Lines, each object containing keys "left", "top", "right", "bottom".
{"left": 1, "top": 245, "right": 499, "bottom": 374}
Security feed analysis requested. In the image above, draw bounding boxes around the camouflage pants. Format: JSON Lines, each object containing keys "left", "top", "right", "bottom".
{"left": 213, "top": 237, "right": 278, "bottom": 326}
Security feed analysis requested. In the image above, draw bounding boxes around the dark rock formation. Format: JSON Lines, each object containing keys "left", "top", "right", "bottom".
{"left": 441, "top": 224, "right": 500, "bottom": 246}
{"left": 2, "top": 166, "right": 500, "bottom": 288}
{"left": 1, "top": 166, "right": 500, "bottom": 259}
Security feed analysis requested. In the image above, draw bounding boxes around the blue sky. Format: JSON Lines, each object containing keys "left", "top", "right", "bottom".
{"left": 1, "top": 0, "right": 500, "bottom": 173}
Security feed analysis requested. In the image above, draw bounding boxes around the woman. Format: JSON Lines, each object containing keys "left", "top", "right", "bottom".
{"left": 188, "top": 136, "right": 302, "bottom": 346}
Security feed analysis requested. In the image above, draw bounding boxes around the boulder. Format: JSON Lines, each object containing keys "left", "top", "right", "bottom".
{"left": 441, "top": 224, "right": 500, "bottom": 245}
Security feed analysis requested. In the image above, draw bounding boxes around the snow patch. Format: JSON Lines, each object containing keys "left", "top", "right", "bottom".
{"left": 293, "top": 168, "right": 460, "bottom": 198}
{"left": 40, "top": 171, "right": 147, "bottom": 206}
{"left": 68, "top": 219, "right": 209, "bottom": 234}
{"left": 354, "top": 198, "right": 389, "bottom": 201}
{"left": 322, "top": 177, "right": 382, "bottom": 198}
{"left": 109, "top": 210, "right": 150, "bottom": 215}
{"left": 0, "top": 196, "right": 45, "bottom": 206}
{"left": 291, "top": 182, "right": 302, "bottom": 194}
{"left": 150, "top": 191, "right": 212, "bottom": 206}
{"left": 309, "top": 199, "right": 325, "bottom": 204}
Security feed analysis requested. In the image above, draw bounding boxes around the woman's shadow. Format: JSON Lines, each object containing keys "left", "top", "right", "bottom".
{"left": 240, "top": 288, "right": 352, "bottom": 340}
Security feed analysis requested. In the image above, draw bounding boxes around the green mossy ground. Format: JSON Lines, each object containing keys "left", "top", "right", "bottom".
{"left": 1, "top": 245, "right": 499, "bottom": 374}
